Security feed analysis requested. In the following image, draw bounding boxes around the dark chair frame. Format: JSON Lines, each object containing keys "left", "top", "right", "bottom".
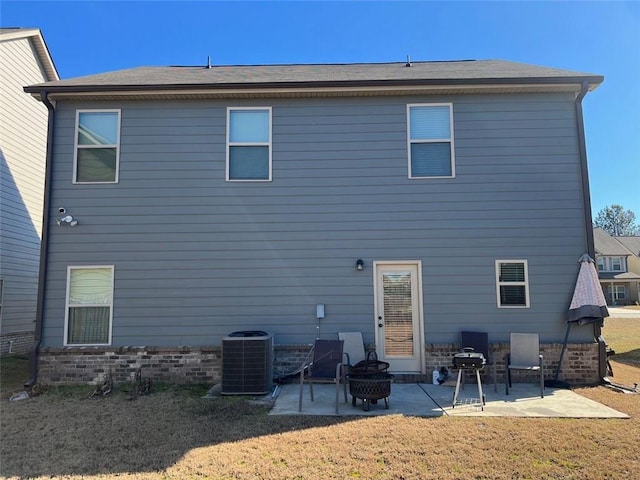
{"left": 299, "top": 339, "right": 346, "bottom": 414}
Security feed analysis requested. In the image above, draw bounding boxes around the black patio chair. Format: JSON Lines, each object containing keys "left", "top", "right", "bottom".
{"left": 460, "top": 331, "right": 497, "bottom": 392}
{"left": 298, "top": 339, "right": 346, "bottom": 414}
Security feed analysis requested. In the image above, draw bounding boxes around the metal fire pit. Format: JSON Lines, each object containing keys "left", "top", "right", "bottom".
{"left": 348, "top": 372, "right": 394, "bottom": 411}
{"left": 349, "top": 359, "right": 390, "bottom": 376}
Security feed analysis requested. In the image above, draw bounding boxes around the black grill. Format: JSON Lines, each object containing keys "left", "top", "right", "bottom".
{"left": 452, "top": 352, "right": 486, "bottom": 369}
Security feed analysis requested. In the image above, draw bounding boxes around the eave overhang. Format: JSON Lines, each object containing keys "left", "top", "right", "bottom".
{"left": 26, "top": 76, "right": 603, "bottom": 102}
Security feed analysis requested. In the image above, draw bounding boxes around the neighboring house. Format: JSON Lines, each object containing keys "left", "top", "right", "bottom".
{"left": 24, "top": 59, "right": 605, "bottom": 386}
{"left": 0, "top": 28, "right": 59, "bottom": 355}
{"left": 594, "top": 227, "right": 640, "bottom": 305}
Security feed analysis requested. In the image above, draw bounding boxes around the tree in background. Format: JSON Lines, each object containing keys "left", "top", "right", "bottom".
{"left": 594, "top": 204, "right": 640, "bottom": 236}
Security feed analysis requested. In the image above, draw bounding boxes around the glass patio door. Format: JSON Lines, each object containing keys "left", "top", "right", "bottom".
{"left": 374, "top": 261, "right": 424, "bottom": 373}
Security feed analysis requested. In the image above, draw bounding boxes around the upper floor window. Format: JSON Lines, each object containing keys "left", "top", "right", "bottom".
{"left": 495, "top": 260, "right": 530, "bottom": 308}
{"left": 227, "top": 107, "right": 272, "bottom": 181}
{"left": 597, "top": 256, "right": 626, "bottom": 272}
{"left": 407, "top": 103, "right": 455, "bottom": 178}
{"left": 65, "top": 266, "right": 114, "bottom": 346}
{"left": 611, "top": 257, "right": 623, "bottom": 271}
{"left": 74, "top": 110, "right": 120, "bottom": 183}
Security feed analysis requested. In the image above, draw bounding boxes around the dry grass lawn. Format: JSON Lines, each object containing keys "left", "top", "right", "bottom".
{"left": 1, "top": 316, "right": 639, "bottom": 480}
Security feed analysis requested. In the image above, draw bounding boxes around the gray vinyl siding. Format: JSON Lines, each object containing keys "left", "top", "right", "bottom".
{"left": 0, "top": 36, "right": 48, "bottom": 337}
{"left": 41, "top": 92, "right": 591, "bottom": 348}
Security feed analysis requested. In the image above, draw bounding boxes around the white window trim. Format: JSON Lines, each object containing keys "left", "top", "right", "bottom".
{"left": 495, "top": 259, "right": 530, "bottom": 309}
{"left": 63, "top": 265, "right": 114, "bottom": 346}
{"left": 406, "top": 103, "right": 455, "bottom": 179}
{"left": 226, "top": 106, "right": 273, "bottom": 182}
{"left": 73, "top": 109, "right": 121, "bottom": 184}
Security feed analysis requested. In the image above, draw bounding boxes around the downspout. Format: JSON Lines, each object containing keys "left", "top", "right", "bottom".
{"left": 575, "top": 81, "right": 594, "bottom": 258}
{"left": 25, "top": 91, "right": 55, "bottom": 388}
{"left": 574, "top": 80, "right": 606, "bottom": 380}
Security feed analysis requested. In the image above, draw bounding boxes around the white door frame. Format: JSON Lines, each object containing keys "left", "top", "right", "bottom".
{"left": 373, "top": 260, "right": 425, "bottom": 374}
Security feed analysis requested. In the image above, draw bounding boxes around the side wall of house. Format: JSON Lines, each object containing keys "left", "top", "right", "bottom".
{"left": 41, "top": 92, "right": 592, "bottom": 349}
{"left": 0, "top": 36, "right": 48, "bottom": 352}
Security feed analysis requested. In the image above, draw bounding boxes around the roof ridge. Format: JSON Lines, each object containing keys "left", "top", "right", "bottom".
{"left": 163, "top": 59, "right": 481, "bottom": 68}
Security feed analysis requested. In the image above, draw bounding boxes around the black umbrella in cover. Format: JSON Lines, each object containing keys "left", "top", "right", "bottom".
{"left": 553, "top": 254, "right": 610, "bottom": 384}
{"left": 567, "top": 254, "right": 609, "bottom": 324}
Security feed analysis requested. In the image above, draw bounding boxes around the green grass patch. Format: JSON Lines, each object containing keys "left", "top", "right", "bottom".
{"left": 603, "top": 316, "right": 640, "bottom": 366}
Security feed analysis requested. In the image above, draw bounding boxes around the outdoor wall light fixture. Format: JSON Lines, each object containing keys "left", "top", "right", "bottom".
{"left": 57, "top": 208, "right": 78, "bottom": 227}
{"left": 356, "top": 259, "right": 364, "bottom": 271}
{"left": 57, "top": 215, "right": 78, "bottom": 227}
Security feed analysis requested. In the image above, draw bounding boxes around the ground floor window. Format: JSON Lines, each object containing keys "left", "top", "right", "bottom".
{"left": 495, "top": 260, "right": 530, "bottom": 308}
{"left": 611, "top": 284, "right": 626, "bottom": 302}
{"left": 65, "top": 266, "right": 114, "bottom": 345}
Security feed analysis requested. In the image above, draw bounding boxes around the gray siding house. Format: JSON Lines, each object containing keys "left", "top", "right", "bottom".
{"left": 24, "top": 59, "right": 604, "bottom": 385}
{"left": 0, "top": 28, "right": 59, "bottom": 355}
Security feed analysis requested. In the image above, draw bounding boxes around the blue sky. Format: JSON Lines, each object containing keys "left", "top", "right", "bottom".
{"left": 3, "top": 1, "right": 639, "bottom": 217}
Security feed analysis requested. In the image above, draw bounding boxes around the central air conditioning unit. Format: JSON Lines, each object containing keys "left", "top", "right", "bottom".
{"left": 221, "top": 331, "right": 274, "bottom": 395}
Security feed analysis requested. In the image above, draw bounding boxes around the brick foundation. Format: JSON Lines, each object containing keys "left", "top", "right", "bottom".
{"left": 37, "top": 346, "right": 222, "bottom": 385}
{"left": 35, "top": 342, "right": 600, "bottom": 386}
{"left": 1, "top": 331, "right": 35, "bottom": 356}
{"left": 426, "top": 342, "right": 600, "bottom": 386}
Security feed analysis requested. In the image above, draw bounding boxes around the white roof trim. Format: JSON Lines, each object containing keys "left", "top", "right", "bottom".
{"left": 1, "top": 28, "right": 59, "bottom": 81}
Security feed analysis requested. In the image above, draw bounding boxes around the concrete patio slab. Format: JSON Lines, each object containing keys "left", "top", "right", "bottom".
{"left": 269, "top": 382, "right": 629, "bottom": 418}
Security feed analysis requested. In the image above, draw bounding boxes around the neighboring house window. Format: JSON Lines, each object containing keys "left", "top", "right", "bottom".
{"left": 611, "top": 257, "right": 623, "bottom": 271}
{"left": 495, "top": 260, "right": 530, "bottom": 308}
{"left": 612, "top": 285, "right": 626, "bottom": 301}
{"left": 65, "top": 266, "right": 114, "bottom": 345}
{"left": 407, "top": 103, "right": 455, "bottom": 178}
{"left": 599, "top": 256, "right": 626, "bottom": 272}
{"left": 74, "top": 110, "right": 121, "bottom": 183}
{"left": 227, "top": 107, "right": 272, "bottom": 181}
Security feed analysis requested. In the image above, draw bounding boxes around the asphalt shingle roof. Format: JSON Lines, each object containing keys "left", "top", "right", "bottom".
{"left": 24, "top": 59, "right": 603, "bottom": 93}
{"left": 594, "top": 228, "right": 635, "bottom": 256}
{"left": 615, "top": 236, "right": 640, "bottom": 256}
